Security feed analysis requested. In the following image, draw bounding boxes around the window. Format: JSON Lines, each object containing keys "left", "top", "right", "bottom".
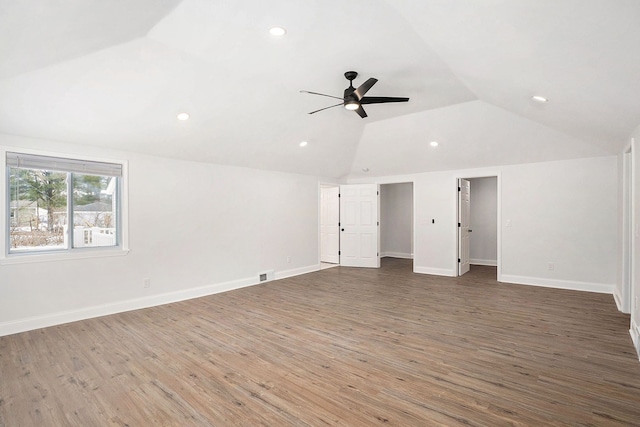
{"left": 5, "top": 151, "right": 124, "bottom": 256}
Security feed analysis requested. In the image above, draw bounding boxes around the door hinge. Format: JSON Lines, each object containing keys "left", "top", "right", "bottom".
{"left": 377, "top": 191, "right": 379, "bottom": 195}
{"left": 338, "top": 193, "right": 341, "bottom": 198}
{"left": 377, "top": 221, "right": 379, "bottom": 226}
{"left": 458, "top": 258, "right": 461, "bottom": 263}
{"left": 458, "top": 186, "right": 461, "bottom": 191}
{"left": 377, "top": 252, "right": 379, "bottom": 256}
{"left": 458, "top": 222, "right": 461, "bottom": 227}
{"left": 339, "top": 250, "right": 341, "bottom": 255}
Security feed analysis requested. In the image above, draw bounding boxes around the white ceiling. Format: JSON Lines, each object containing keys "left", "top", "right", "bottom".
{"left": 0, "top": 0, "right": 638, "bottom": 179}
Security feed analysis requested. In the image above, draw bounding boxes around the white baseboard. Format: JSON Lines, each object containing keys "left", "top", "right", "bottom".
{"left": 381, "top": 252, "right": 413, "bottom": 259}
{"left": 275, "top": 264, "right": 320, "bottom": 280}
{"left": 0, "top": 264, "right": 319, "bottom": 337}
{"left": 500, "top": 274, "right": 614, "bottom": 294}
{"left": 470, "top": 258, "right": 497, "bottom": 267}
{"left": 414, "top": 266, "right": 456, "bottom": 277}
{"left": 613, "top": 288, "right": 624, "bottom": 312}
{"left": 630, "top": 319, "right": 640, "bottom": 361}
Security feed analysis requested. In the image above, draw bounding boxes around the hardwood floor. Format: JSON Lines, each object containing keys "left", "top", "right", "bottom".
{"left": 2, "top": 258, "right": 640, "bottom": 426}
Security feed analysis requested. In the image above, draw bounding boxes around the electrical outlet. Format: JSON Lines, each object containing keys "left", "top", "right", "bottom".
{"left": 143, "top": 278, "right": 150, "bottom": 288}
{"left": 286, "top": 256, "right": 291, "bottom": 263}
{"left": 548, "top": 262, "right": 554, "bottom": 271}
{"left": 505, "top": 219, "right": 512, "bottom": 227}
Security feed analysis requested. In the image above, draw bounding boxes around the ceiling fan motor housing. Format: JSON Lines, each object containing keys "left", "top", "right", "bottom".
{"left": 344, "top": 71, "right": 359, "bottom": 107}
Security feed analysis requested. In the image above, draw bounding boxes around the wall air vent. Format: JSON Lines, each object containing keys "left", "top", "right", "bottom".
{"left": 258, "top": 270, "right": 275, "bottom": 283}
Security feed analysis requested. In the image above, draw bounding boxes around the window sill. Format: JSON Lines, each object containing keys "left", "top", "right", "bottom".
{"left": 0, "top": 247, "right": 130, "bottom": 265}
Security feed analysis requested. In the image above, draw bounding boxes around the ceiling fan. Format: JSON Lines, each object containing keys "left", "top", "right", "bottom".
{"left": 301, "top": 71, "right": 409, "bottom": 118}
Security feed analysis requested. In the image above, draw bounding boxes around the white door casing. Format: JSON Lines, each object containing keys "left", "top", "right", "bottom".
{"left": 622, "top": 150, "right": 632, "bottom": 313}
{"left": 320, "top": 186, "right": 340, "bottom": 264}
{"left": 458, "top": 179, "right": 471, "bottom": 276}
{"left": 340, "top": 184, "right": 380, "bottom": 268}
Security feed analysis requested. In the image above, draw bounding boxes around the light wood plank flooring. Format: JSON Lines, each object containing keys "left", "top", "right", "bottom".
{"left": 2, "top": 258, "right": 640, "bottom": 426}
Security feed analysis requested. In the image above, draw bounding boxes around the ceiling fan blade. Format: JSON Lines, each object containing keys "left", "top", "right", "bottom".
{"left": 308, "top": 102, "right": 343, "bottom": 114}
{"left": 300, "top": 90, "right": 344, "bottom": 101}
{"left": 360, "top": 96, "right": 409, "bottom": 104}
{"left": 355, "top": 105, "right": 368, "bottom": 118}
{"left": 354, "top": 78, "right": 378, "bottom": 100}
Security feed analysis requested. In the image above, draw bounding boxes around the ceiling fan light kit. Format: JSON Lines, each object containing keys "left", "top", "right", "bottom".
{"left": 344, "top": 100, "right": 360, "bottom": 110}
{"left": 302, "top": 71, "right": 409, "bottom": 118}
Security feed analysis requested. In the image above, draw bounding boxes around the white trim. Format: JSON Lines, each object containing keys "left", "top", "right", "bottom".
{"left": 630, "top": 318, "right": 640, "bottom": 361}
{"left": 1, "top": 145, "right": 129, "bottom": 260}
{"left": 453, "top": 173, "right": 501, "bottom": 280}
{"left": 621, "top": 149, "right": 632, "bottom": 313}
{"left": 470, "top": 258, "right": 497, "bottom": 266}
{"left": 613, "top": 289, "right": 623, "bottom": 312}
{"left": 0, "top": 247, "right": 129, "bottom": 265}
{"left": 381, "top": 252, "right": 413, "bottom": 259}
{"left": 275, "top": 264, "right": 320, "bottom": 280}
{"left": 500, "top": 274, "right": 614, "bottom": 294}
{"left": 0, "top": 263, "right": 319, "bottom": 337}
{"left": 1, "top": 145, "right": 126, "bottom": 169}
{"left": 414, "top": 266, "right": 456, "bottom": 277}
{"left": 257, "top": 269, "right": 275, "bottom": 282}
{"left": 6, "top": 151, "right": 122, "bottom": 176}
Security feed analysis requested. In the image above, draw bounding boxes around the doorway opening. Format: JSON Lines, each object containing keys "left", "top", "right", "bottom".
{"left": 320, "top": 183, "right": 381, "bottom": 269}
{"left": 380, "top": 182, "right": 414, "bottom": 269}
{"left": 457, "top": 176, "right": 499, "bottom": 279}
{"left": 320, "top": 185, "right": 340, "bottom": 269}
{"left": 320, "top": 183, "right": 412, "bottom": 270}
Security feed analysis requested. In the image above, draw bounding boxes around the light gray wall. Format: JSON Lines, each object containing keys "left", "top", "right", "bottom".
{"left": 380, "top": 183, "right": 413, "bottom": 258}
{"left": 0, "top": 132, "right": 623, "bottom": 344}
{"left": 469, "top": 177, "right": 497, "bottom": 265}
{"left": 350, "top": 156, "right": 618, "bottom": 295}
{"left": 631, "top": 125, "right": 640, "bottom": 357}
{"left": 0, "top": 133, "right": 325, "bottom": 335}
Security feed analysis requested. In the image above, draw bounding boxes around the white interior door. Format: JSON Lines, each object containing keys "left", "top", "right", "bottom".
{"left": 340, "top": 184, "right": 380, "bottom": 268}
{"left": 458, "top": 179, "right": 471, "bottom": 275}
{"left": 320, "top": 186, "right": 340, "bottom": 264}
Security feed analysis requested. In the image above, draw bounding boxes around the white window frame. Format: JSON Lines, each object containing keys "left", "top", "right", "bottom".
{"left": 1, "top": 146, "right": 129, "bottom": 264}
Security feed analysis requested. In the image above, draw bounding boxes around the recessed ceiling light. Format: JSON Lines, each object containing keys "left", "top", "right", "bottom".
{"left": 362, "top": 167, "right": 370, "bottom": 172}
{"left": 531, "top": 95, "right": 548, "bottom": 103}
{"left": 299, "top": 141, "right": 308, "bottom": 147}
{"left": 176, "top": 112, "right": 190, "bottom": 121}
{"left": 269, "top": 26, "right": 286, "bottom": 36}
{"left": 430, "top": 141, "right": 439, "bottom": 147}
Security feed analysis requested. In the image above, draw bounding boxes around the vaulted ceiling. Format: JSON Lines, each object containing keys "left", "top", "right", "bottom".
{"left": 1, "top": 0, "right": 638, "bottom": 179}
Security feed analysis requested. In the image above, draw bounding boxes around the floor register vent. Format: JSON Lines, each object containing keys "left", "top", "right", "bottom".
{"left": 258, "top": 270, "right": 275, "bottom": 282}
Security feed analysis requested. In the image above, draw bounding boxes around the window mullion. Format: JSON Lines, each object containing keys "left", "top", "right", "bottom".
{"left": 68, "top": 172, "right": 73, "bottom": 250}
{"left": 115, "top": 178, "right": 120, "bottom": 247}
{"left": 5, "top": 164, "right": 10, "bottom": 255}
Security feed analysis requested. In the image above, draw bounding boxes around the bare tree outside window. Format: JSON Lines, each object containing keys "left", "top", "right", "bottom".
{"left": 9, "top": 168, "right": 67, "bottom": 250}
{"left": 8, "top": 166, "right": 119, "bottom": 252}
